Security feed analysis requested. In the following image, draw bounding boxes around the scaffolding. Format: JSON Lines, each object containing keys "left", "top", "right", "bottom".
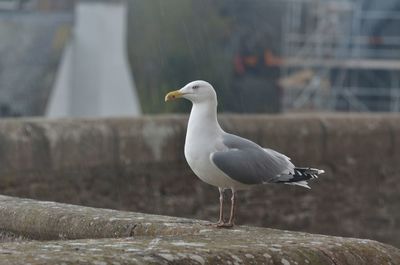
{"left": 280, "top": 0, "right": 400, "bottom": 112}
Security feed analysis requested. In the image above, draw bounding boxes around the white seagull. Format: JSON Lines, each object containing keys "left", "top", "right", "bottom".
{"left": 165, "top": 80, "right": 324, "bottom": 227}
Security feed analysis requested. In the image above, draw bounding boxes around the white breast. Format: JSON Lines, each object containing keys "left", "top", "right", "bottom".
{"left": 183, "top": 100, "right": 250, "bottom": 190}
{"left": 184, "top": 135, "right": 250, "bottom": 189}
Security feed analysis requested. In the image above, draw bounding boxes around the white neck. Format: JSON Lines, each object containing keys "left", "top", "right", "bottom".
{"left": 186, "top": 100, "right": 222, "bottom": 140}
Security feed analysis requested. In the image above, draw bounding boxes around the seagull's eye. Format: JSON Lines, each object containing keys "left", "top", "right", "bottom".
{"left": 192, "top": 85, "right": 199, "bottom": 90}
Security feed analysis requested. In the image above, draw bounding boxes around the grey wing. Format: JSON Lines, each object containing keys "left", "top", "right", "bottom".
{"left": 210, "top": 133, "right": 295, "bottom": 185}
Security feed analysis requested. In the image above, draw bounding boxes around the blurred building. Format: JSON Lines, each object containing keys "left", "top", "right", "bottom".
{"left": 0, "top": 3, "right": 72, "bottom": 117}
{"left": 47, "top": 0, "right": 141, "bottom": 118}
{"left": 1, "top": 0, "right": 399, "bottom": 115}
{"left": 0, "top": 0, "right": 75, "bottom": 11}
{"left": 0, "top": 0, "right": 141, "bottom": 118}
{"left": 279, "top": 0, "right": 400, "bottom": 112}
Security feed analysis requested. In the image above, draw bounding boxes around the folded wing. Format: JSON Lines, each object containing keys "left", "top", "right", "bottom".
{"left": 210, "top": 133, "right": 295, "bottom": 185}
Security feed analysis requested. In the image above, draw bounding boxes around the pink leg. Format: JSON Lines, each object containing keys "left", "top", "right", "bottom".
{"left": 216, "top": 189, "right": 236, "bottom": 228}
{"left": 207, "top": 188, "right": 226, "bottom": 227}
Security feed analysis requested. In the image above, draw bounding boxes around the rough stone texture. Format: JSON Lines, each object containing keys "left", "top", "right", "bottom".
{"left": 0, "top": 195, "right": 207, "bottom": 240}
{"left": 1, "top": 196, "right": 400, "bottom": 265}
{"left": 0, "top": 114, "right": 399, "bottom": 248}
{"left": 1, "top": 231, "right": 400, "bottom": 265}
{"left": 0, "top": 231, "right": 29, "bottom": 243}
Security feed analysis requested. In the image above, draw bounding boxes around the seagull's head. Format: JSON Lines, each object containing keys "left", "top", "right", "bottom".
{"left": 165, "top": 80, "right": 217, "bottom": 104}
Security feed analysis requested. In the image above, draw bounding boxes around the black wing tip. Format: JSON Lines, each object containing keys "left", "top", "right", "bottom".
{"left": 278, "top": 167, "right": 324, "bottom": 183}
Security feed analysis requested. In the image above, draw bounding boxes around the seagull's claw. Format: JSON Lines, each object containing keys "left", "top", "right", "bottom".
{"left": 206, "top": 221, "right": 234, "bottom": 228}
{"left": 216, "top": 222, "right": 234, "bottom": 228}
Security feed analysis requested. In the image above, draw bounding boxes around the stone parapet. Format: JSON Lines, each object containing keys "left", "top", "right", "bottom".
{"left": 0, "top": 114, "right": 399, "bottom": 247}
{"left": 0, "top": 196, "right": 399, "bottom": 265}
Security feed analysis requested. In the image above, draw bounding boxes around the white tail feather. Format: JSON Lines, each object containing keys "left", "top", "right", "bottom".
{"left": 285, "top": 181, "right": 311, "bottom": 189}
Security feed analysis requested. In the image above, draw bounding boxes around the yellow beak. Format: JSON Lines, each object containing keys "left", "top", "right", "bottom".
{"left": 165, "top": 90, "right": 184, "bottom": 102}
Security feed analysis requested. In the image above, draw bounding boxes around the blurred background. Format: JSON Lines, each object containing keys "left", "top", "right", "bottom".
{"left": 1, "top": 0, "right": 399, "bottom": 117}
{"left": 1, "top": 0, "right": 400, "bottom": 249}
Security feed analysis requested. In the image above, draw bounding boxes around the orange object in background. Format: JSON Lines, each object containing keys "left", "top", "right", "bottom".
{"left": 243, "top": 55, "right": 258, "bottom": 67}
{"left": 264, "top": 49, "right": 283, "bottom": 66}
{"left": 234, "top": 49, "right": 283, "bottom": 74}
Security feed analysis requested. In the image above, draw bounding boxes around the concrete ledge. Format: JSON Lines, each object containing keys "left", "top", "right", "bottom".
{"left": 0, "top": 195, "right": 207, "bottom": 240}
{"left": 1, "top": 196, "right": 400, "bottom": 265}
{"left": 1, "top": 231, "right": 400, "bottom": 265}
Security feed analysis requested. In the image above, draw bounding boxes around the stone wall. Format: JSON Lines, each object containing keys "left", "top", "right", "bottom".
{"left": 0, "top": 114, "right": 399, "bottom": 247}
{"left": 1, "top": 195, "right": 400, "bottom": 265}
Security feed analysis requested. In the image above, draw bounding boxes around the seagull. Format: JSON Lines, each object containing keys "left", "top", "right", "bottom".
{"left": 165, "top": 80, "right": 324, "bottom": 228}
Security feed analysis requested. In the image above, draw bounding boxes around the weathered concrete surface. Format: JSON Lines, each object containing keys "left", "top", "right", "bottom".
{"left": 0, "top": 196, "right": 400, "bottom": 265}
{"left": 0, "top": 114, "right": 399, "bottom": 248}
{"left": 0, "top": 231, "right": 29, "bottom": 243}
{"left": 0, "top": 195, "right": 207, "bottom": 240}
{"left": 1, "top": 231, "right": 400, "bottom": 265}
